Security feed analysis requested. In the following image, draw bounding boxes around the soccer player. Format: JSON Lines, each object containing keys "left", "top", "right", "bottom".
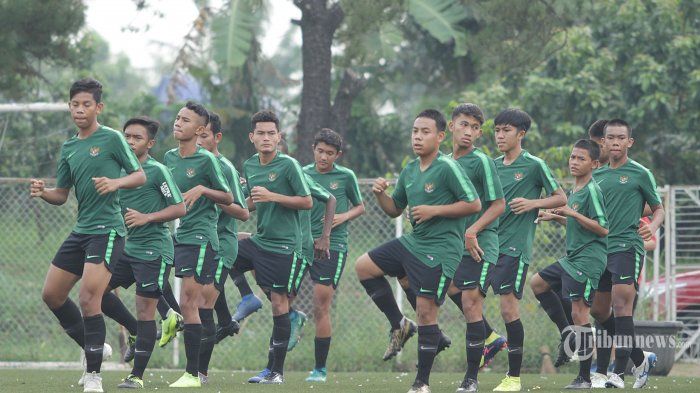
{"left": 193, "top": 111, "right": 249, "bottom": 383}
{"left": 589, "top": 119, "right": 664, "bottom": 389}
{"left": 103, "top": 116, "right": 187, "bottom": 388}
{"left": 231, "top": 110, "right": 312, "bottom": 384}
{"left": 490, "top": 108, "right": 567, "bottom": 392}
{"left": 355, "top": 109, "right": 481, "bottom": 393}
{"left": 301, "top": 128, "right": 364, "bottom": 382}
{"left": 530, "top": 139, "right": 608, "bottom": 389}
{"left": 445, "top": 104, "right": 506, "bottom": 392}
{"left": 164, "top": 102, "right": 234, "bottom": 388}
{"left": 31, "top": 78, "right": 146, "bottom": 393}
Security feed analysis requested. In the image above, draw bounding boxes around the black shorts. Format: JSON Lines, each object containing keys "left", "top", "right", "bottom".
{"left": 453, "top": 255, "right": 494, "bottom": 296}
{"left": 538, "top": 262, "right": 595, "bottom": 306}
{"left": 213, "top": 263, "right": 230, "bottom": 293}
{"left": 232, "top": 238, "right": 300, "bottom": 294}
{"left": 368, "top": 239, "right": 450, "bottom": 305}
{"left": 109, "top": 254, "right": 170, "bottom": 299}
{"left": 51, "top": 231, "right": 125, "bottom": 276}
{"left": 490, "top": 254, "right": 529, "bottom": 299}
{"left": 597, "top": 248, "right": 644, "bottom": 292}
{"left": 173, "top": 241, "right": 217, "bottom": 285}
{"left": 310, "top": 251, "right": 348, "bottom": 289}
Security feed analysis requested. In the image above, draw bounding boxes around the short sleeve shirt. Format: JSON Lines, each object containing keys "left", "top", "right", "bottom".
{"left": 495, "top": 150, "right": 560, "bottom": 264}
{"left": 216, "top": 155, "right": 248, "bottom": 269}
{"left": 392, "top": 153, "right": 478, "bottom": 278}
{"left": 56, "top": 125, "right": 141, "bottom": 236}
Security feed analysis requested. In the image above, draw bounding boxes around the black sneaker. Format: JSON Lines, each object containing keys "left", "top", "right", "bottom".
{"left": 215, "top": 319, "right": 241, "bottom": 344}
{"left": 456, "top": 378, "right": 478, "bottom": 392}
{"left": 565, "top": 375, "right": 592, "bottom": 389}
{"left": 554, "top": 332, "right": 573, "bottom": 367}
{"left": 123, "top": 334, "right": 136, "bottom": 363}
{"left": 383, "top": 317, "right": 417, "bottom": 361}
{"left": 437, "top": 330, "right": 452, "bottom": 356}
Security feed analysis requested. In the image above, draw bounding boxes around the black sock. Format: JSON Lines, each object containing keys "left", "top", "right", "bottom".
{"left": 83, "top": 314, "right": 106, "bottom": 373}
{"left": 101, "top": 291, "right": 137, "bottom": 336}
{"left": 403, "top": 287, "right": 417, "bottom": 311}
{"left": 183, "top": 323, "right": 202, "bottom": 376}
{"left": 214, "top": 287, "right": 232, "bottom": 324}
{"left": 595, "top": 316, "right": 615, "bottom": 372}
{"left": 466, "top": 320, "right": 485, "bottom": 380}
{"left": 156, "top": 297, "right": 171, "bottom": 320}
{"left": 561, "top": 295, "right": 575, "bottom": 325}
{"left": 505, "top": 319, "right": 524, "bottom": 377}
{"left": 232, "top": 270, "right": 253, "bottom": 297}
{"left": 50, "top": 298, "right": 84, "bottom": 348}
{"left": 270, "top": 313, "right": 291, "bottom": 374}
{"left": 613, "top": 316, "right": 635, "bottom": 377}
{"left": 198, "top": 309, "right": 216, "bottom": 375}
{"left": 578, "top": 324, "right": 593, "bottom": 382}
{"left": 483, "top": 316, "right": 494, "bottom": 338}
{"left": 449, "top": 292, "right": 463, "bottom": 314}
{"left": 266, "top": 336, "right": 274, "bottom": 370}
{"left": 161, "top": 280, "right": 181, "bottom": 315}
{"left": 416, "top": 324, "right": 440, "bottom": 385}
{"left": 535, "top": 291, "right": 570, "bottom": 333}
{"left": 314, "top": 337, "right": 331, "bottom": 370}
{"left": 131, "top": 320, "right": 156, "bottom": 378}
{"left": 360, "top": 277, "right": 403, "bottom": 330}
{"left": 630, "top": 347, "right": 645, "bottom": 367}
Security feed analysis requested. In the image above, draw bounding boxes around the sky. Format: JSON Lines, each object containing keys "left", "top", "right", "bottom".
{"left": 85, "top": 0, "right": 300, "bottom": 71}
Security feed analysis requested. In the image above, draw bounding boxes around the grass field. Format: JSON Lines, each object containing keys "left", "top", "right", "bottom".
{"left": 1, "top": 369, "right": 697, "bottom": 392}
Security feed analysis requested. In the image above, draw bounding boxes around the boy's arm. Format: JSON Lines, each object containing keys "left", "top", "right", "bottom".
{"left": 93, "top": 169, "right": 146, "bottom": 195}
{"left": 373, "top": 177, "right": 403, "bottom": 218}
{"left": 29, "top": 179, "right": 70, "bottom": 205}
{"left": 411, "top": 199, "right": 481, "bottom": 224}
{"left": 509, "top": 188, "right": 567, "bottom": 214}
{"left": 315, "top": 195, "right": 337, "bottom": 259}
{"left": 554, "top": 205, "right": 609, "bottom": 237}
{"left": 333, "top": 203, "right": 365, "bottom": 228}
{"left": 125, "top": 203, "right": 187, "bottom": 228}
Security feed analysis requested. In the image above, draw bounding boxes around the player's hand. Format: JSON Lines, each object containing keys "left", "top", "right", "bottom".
{"left": 332, "top": 212, "right": 348, "bottom": 228}
{"left": 314, "top": 236, "right": 331, "bottom": 260}
{"left": 372, "top": 178, "right": 389, "bottom": 195}
{"left": 29, "top": 179, "right": 45, "bottom": 197}
{"left": 182, "top": 185, "right": 205, "bottom": 209}
{"left": 465, "top": 227, "right": 484, "bottom": 263}
{"left": 638, "top": 221, "right": 655, "bottom": 241}
{"left": 509, "top": 197, "right": 536, "bottom": 214}
{"left": 250, "top": 186, "right": 277, "bottom": 203}
{"left": 411, "top": 205, "right": 436, "bottom": 224}
{"left": 552, "top": 205, "right": 576, "bottom": 217}
{"left": 536, "top": 210, "right": 558, "bottom": 223}
{"left": 124, "top": 208, "right": 151, "bottom": 228}
{"left": 92, "top": 177, "right": 120, "bottom": 195}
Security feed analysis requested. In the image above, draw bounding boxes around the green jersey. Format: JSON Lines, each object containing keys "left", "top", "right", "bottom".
{"left": 216, "top": 155, "right": 248, "bottom": 269}
{"left": 242, "top": 152, "right": 311, "bottom": 255}
{"left": 164, "top": 146, "right": 231, "bottom": 249}
{"left": 56, "top": 125, "right": 141, "bottom": 236}
{"left": 450, "top": 148, "right": 504, "bottom": 264}
{"left": 119, "top": 157, "right": 183, "bottom": 262}
{"left": 300, "top": 173, "right": 333, "bottom": 263}
{"left": 558, "top": 179, "right": 608, "bottom": 285}
{"left": 593, "top": 159, "right": 661, "bottom": 255}
{"left": 303, "top": 163, "right": 363, "bottom": 253}
{"left": 495, "top": 150, "right": 560, "bottom": 264}
{"left": 392, "top": 153, "right": 478, "bottom": 278}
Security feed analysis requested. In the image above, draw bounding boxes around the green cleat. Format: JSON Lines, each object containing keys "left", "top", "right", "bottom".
{"left": 287, "top": 309, "right": 307, "bottom": 351}
{"left": 305, "top": 368, "right": 327, "bottom": 382}
{"left": 117, "top": 374, "right": 144, "bottom": 389}
{"left": 123, "top": 334, "right": 137, "bottom": 363}
{"left": 169, "top": 372, "right": 202, "bottom": 388}
{"left": 159, "top": 309, "right": 183, "bottom": 348}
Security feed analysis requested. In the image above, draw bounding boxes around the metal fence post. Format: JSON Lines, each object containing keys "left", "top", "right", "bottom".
{"left": 172, "top": 218, "right": 180, "bottom": 367}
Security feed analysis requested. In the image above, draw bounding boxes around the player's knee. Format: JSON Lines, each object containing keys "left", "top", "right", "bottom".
{"left": 354, "top": 254, "right": 371, "bottom": 278}
{"left": 529, "top": 273, "right": 547, "bottom": 294}
{"left": 78, "top": 290, "right": 101, "bottom": 311}
{"left": 571, "top": 302, "right": 589, "bottom": 325}
{"left": 41, "top": 288, "right": 64, "bottom": 309}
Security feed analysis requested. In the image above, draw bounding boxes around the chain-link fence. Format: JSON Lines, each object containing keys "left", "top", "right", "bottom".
{"left": 0, "top": 177, "right": 657, "bottom": 373}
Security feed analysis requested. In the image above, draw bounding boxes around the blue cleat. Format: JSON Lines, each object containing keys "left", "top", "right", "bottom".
{"left": 288, "top": 309, "right": 307, "bottom": 351}
{"left": 480, "top": 332, "right": 507, "bottom": 369}
{"left": 232, "top": 294, "right": 263, "bottom": 323}
{"left": 247, "top": 368, "right": 271, "bottom": 383}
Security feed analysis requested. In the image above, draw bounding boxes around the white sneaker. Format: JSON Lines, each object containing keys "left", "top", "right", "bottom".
{"left": 82, "top": 371, "right": 103, "bottom": 393}
{"left": 605, "top": 373, "right": 625, "bottom": 389}
{"left": 590, "top": 372, "right": 608, "bottom": 388}
{"left": 632, "top": 351, "right": 657, "bottom": 388}
{"left": 199, "top": 372, "right": 209, "bottom": 384}
{"left": 78, "top": 343, "right": 113, "bottom": 386}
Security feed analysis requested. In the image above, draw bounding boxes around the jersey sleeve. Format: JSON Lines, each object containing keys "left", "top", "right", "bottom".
{"left": 206, "top": 154, "right": 231, "bottom": 193}
{"left": 230, "top": 169, "right": 248, "bottom": 209}
{"left": 156, "top": 165, "right": 184, "bottom": 206}
{"left": 111, "top": 132, "right": 141, "bottom": 174}
{"left": 391, "top": 170, "right": 408, "bottom": 210}
{"left": 306, "top": 174, "right": 332, "bottom": 202}
{"left": 444, "top": 160, "right": 478, "bottom": 203}
{"left": 345, "top": 170, "right": 364, "bottom": 206}
{"left": 479, "top": 156, "right": 504, "bottom": 201}
{"left": 534, "top": 159, "right": 560, "bottom": 195}
{"left": 285, "top": 159, "right": 311, "bottom": 196}
{"left": 56, "top": 147, "right": 72, "bottom": 189}
{"left": 639, "top": 168, "right": 662, "bottom": 208}
{"left": 586, "top": 183, "right": 608, "bottom": 229}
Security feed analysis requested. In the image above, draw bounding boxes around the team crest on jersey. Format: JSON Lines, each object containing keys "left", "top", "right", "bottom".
{"left": 268, "top": 172, "right": 278, "bottom": 181}
{"left": 89, "top": 146, "right": 100, "bottom": 157}
{"left": 186, "top": 168, "right": 196, "bottom": 178}
{"left": 619, "top": 175, "right": 629, "bottom": 184}
{"left": 424, "top": 182, "right": 435, "bottom": 193}
{"left": 329, "top": 181, "right": 339, "bottom": 190}
{"left": 571, "top": 203, "right": 580, "bottom": 211}
{"left": 514, "top": 172, "right": 524, "bottom": 181}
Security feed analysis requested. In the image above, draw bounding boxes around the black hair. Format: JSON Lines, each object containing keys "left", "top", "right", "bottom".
{"left": 416, "top": 109, "right": 447, "bottom": 132}
{"left": 184, "top": 101, "right": 209, "bottom": 126}
{"left": 451, "top": 103, "right": 485, "bottom": 125}
{"left": 604, "top": 118, "right": 633, "bottom": 137}
{"left": 573, "top": 139, "right": 601, "bottom": 161}
{"left": 208, "top": 111, "right": 222, "bottom": 133}
{"left": 587, "top": 119, "right": 608, "bottom": 139}
{"left": 313, "top": 128, "right": 342, "bottom": 152}
{"left": 251, "top": 110, "right": 280, "bottom": 131}
{"left": 123, "top": 116, "right": 160, "bottom": 140}
{"left": 494, "top": 108, "right": 532, "bottom": 132}
{"left": 69, "top": 78, "right": 103, "bottom": 103}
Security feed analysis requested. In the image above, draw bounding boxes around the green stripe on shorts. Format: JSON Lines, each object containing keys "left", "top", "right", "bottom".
{"left": 294, "top": 257, "right": 308, "bottom": 291}
{"left": 195, "top": 244, "right": 207, "bottom": 276}
{"left": 634, "top": 252, "right": 641, "bottom": 281}
{"left": 436, "top": 275, "right": 447, "bottom": 299}
{"left": 333, "top": 252, "right": 346, "bottom": 286}
{"left": 479, "top": 262, "right": 489, "bottom": 288}
{"left": 215, "top": 258, "right": 225, "bottom": 284}
{"left": 287, "top": 255, "right": 299, "bottom": 292}
{"left": 514, "top": 258, "right": 525, "bottom": 292}
{"left": 158, "top": 258, "right": 167, "bottom": 289}
{"left": 584, "top": 279, "right": 592, "bottom": 300}
{"left": 105, "top": 229, "right": 116, "bottom": 265}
